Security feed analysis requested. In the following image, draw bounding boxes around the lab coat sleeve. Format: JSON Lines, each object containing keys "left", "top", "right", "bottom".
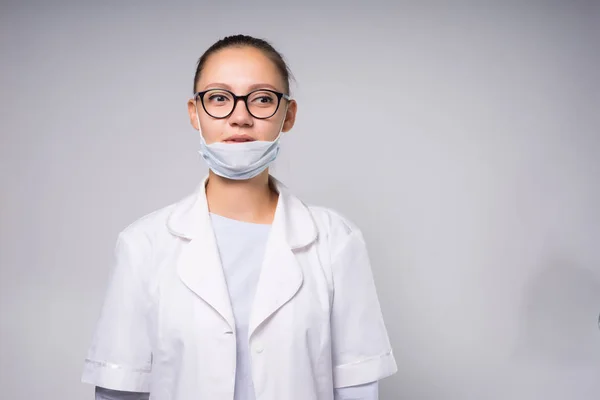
{"left": 82, "top": 231, "right": 153, "bottom": 392}
{"left": 330, "top": 230, "right": 397, "bottom": 388}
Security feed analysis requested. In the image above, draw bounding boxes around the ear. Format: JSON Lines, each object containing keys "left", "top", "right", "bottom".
{"left": 281, "top": 99, "right": 297, "bottom": 133}
{"left": 187, "top": 98, "right": 200, "bottom": 130}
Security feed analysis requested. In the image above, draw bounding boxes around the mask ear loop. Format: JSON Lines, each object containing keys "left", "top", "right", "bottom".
{"left": 272, "top": 102, "right": 290, "bottom": 142}
{"left": 194, "top": 99, "right": 210, "bottom": 145}
{"left": 268, "top": 102, "right": 290, "bottom": 178}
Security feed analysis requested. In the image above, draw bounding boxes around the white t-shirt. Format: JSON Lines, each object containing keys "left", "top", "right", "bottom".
{"left": 94, "top": 212, "right": 379, "bottom": 400}
{"left": 210, "top": 212, "right": 270, "bottom": 400}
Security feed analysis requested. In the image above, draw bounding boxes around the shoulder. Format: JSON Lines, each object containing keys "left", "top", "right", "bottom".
{"left": 306, "top": 204, "right": 366, "bottom": 257}
{"left": 115, "top": 199, "right": 182, "bottom": 254}
{"left": 307, "top": 205, "right": 358, "bottom": 236}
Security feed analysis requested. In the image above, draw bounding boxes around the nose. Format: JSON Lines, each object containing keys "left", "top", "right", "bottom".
{"left": 228, "top": 98, "right": 253, "bottom": 127}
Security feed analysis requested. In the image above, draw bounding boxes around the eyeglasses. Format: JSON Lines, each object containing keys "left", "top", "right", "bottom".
{"left": 194, "top": 88, "right": 291, "bottom": 119}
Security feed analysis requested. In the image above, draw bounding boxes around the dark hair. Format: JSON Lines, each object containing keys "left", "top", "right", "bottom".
{"left": 193, "top": 34, "right": 294, "bottom": 95}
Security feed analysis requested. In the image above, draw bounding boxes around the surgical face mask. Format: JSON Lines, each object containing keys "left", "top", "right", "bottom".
{"left": 195, "top": 106, "right": 287, "bottom": 180}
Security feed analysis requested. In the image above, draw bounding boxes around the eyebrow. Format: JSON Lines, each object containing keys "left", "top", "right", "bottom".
{"left": 201, "top": 82, "right": 282, "bottom": 92}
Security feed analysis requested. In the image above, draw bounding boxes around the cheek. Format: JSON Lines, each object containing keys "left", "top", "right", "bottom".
{"left": 255, "top": 119, "right": 284, "bottom": 141}
{"left": 198, "top": 115, "right": 224, "bottom": 144}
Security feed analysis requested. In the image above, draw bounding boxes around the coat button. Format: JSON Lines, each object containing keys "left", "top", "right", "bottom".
{"left": 254, "top": 343, "right": 264, "bottom": 354}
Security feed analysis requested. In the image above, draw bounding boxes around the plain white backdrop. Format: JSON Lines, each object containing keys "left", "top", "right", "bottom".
{"left": 1, "top": 1, "right": 599, "bottom": 399}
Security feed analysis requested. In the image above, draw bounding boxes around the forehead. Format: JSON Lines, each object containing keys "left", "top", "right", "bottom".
{"left": 198, "top": 46, "right": 286, "bottom": 92}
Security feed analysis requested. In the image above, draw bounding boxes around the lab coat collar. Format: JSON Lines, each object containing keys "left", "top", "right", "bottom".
{"left": 166, "top": 175, "right": 317, "bottom": 249}
{"left": 166, "top": 174, "right": 316, "bottom": 333}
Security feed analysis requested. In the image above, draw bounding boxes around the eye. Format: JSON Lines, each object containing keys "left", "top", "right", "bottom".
{"left": 208, "top": 94, "right": 229, "bottom": 102}
{"left": 204, "top": 90, "right": 232, "bottom": 106}
{"left": 249, "top": 91, "right": 277, "bottom": 107}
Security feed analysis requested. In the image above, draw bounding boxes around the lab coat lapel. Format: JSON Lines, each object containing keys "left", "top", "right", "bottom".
{"left": 248, "top": 177, "right": 317, "bottom": 338}
{"left": 248, "top": 224, "right": 302, "bottom": 338}
{"left": 168, "top": 177, "right": 235, "bottom": 331}
{"left": 177, "top": 218, "right": 235, "bottom": 331}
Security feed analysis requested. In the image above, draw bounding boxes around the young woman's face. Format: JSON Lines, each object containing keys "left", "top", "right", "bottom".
{"left": 188, "top": 46, "right": 297, "bottom": 144}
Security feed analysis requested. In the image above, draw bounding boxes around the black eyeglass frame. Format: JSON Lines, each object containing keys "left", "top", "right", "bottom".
{"left": 193, "top": 88, "right": 292, "bottom": 120}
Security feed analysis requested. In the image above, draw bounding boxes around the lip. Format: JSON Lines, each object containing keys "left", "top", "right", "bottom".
{"left": 223, "top": 134, "right": 256, "bottom": 143}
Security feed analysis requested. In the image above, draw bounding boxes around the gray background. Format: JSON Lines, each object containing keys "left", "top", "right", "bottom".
{"left": 1, "top": 1, "right": 599, "bottom": 399}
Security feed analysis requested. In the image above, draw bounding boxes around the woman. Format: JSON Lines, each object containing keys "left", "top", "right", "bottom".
{"left": 82, "top": 34, "right": 397, "bottom": 400}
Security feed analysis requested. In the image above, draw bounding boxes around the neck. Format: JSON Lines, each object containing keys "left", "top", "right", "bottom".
{"left": 205, "top": 169, "right": 278, "bottom": 224}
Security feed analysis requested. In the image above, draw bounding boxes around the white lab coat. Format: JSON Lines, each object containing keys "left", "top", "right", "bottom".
{"left": 82, "top": 175, "right": 397, "bottom": 400}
